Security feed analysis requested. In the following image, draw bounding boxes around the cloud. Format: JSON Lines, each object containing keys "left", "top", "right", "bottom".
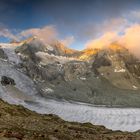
{"left": 78, "top": 17, "right": 127, "bottom": 41}
{"left": 77, "top": 9, "right": 140, "bottom": 43}
{"left": 60, "top": 36, "right": 75, "bottom": 47}
{"left": 101, "top": 18, "right": 127, "bottom": 33}
{"left": 20, "top": 25, "right": 58, "bottom": 43}
{"left": 119, "top": 24, "right": 140, "bottom": 58}
{"left": 0, "top": 24, "right": 18, "bottom": 41}
{"left": 86, "top": 32, "right": 119, "bottom": 49}
{"left": 84, "top": 10, "right": 140, "bottom": 59}
{"left": 0, "top": 24, "right": 75, "bottom": 48}
{"left": 129, "top": 10, "right": 140, "bottom": 20}
{"left": 20, "top": 25, "right": 76, "bottom": 47}
{"left": 123, "top": 10, "right": 140, "bottom": 24}
{"left": 85, "top": 23, "right": 140, "bottom": 59}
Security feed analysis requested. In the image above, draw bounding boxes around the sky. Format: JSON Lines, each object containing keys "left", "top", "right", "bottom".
{"left": 1, "top": 0, "right": 140, "bottom": 50}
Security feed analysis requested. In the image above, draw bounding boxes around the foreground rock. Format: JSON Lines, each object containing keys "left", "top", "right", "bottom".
{"left": 0, "top": 99, "right": 139, "bottom": 140}
{"left": 1, "top": 76, "right": 16, "bottom": 86}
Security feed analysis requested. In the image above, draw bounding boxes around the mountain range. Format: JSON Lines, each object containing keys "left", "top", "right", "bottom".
{"left": 1, "top": 36, "right": 139, "bottom": 107}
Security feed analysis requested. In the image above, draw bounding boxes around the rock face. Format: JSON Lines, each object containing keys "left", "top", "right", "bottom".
{"left": 0, "top": 48, "right": 8, "bottom": 60}
{"left": 0, "top": 99, "right": 139, "bottom": 140}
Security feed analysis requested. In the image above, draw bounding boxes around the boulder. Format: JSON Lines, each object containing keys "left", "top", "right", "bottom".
{"left": 1, "top": 76, "right": 16, "bottom": 86}
{"left": 0, "top": 47, "right": 8, "bottom": 59}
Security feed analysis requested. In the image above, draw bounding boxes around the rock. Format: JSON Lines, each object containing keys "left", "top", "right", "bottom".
{"left": 0, "top": 48, "right": 8, "bottom": 60}
{"left": 93, "top": 54, "right": 112, "bottom": 68}
{"left": 1, "top": 76, "right": 16, "bottom": 86}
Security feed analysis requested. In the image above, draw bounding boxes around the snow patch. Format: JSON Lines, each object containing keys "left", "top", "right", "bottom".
{"left": 132, "top": 85, "right": 138, "bottom": 90}
{"left": 80, "top": 77, "right": 86, "bottom": 80}
{"left": 114, "top": 68, "right": 126, "bottom": 73}
{"left": 47, "top": 45, "right": 54, "bottom": 51}
{"left": 36, "top": 51, "right": 76, "bottom": 65}
{"left": 42, "top": 88, "right": 54, "bottom": 93}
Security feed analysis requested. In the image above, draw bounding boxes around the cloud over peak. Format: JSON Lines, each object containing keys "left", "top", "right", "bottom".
{"left": 20, "top": 25, "right": 58, "bottom": 43}
{"left": 86, "top": 23, "right": 140, "bottom": 59}
{"left": 0, "top": 24, "right": 18, "bottom": 41}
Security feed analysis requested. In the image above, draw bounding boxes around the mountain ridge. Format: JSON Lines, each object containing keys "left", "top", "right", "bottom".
{"left": 7, "top": 37, "right": 140, "bottom": 107}
{"left": 0, "top": 38, "right": 140, "bottom": 107}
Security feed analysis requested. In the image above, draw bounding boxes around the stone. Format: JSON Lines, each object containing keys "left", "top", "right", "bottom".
{"left": 1, "top": 76, "right": 16, "bottom": 86}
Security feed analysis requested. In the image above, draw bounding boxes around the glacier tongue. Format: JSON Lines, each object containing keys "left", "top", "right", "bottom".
{"left": 25, "top": 99, "right": 140, "bottom": 132}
